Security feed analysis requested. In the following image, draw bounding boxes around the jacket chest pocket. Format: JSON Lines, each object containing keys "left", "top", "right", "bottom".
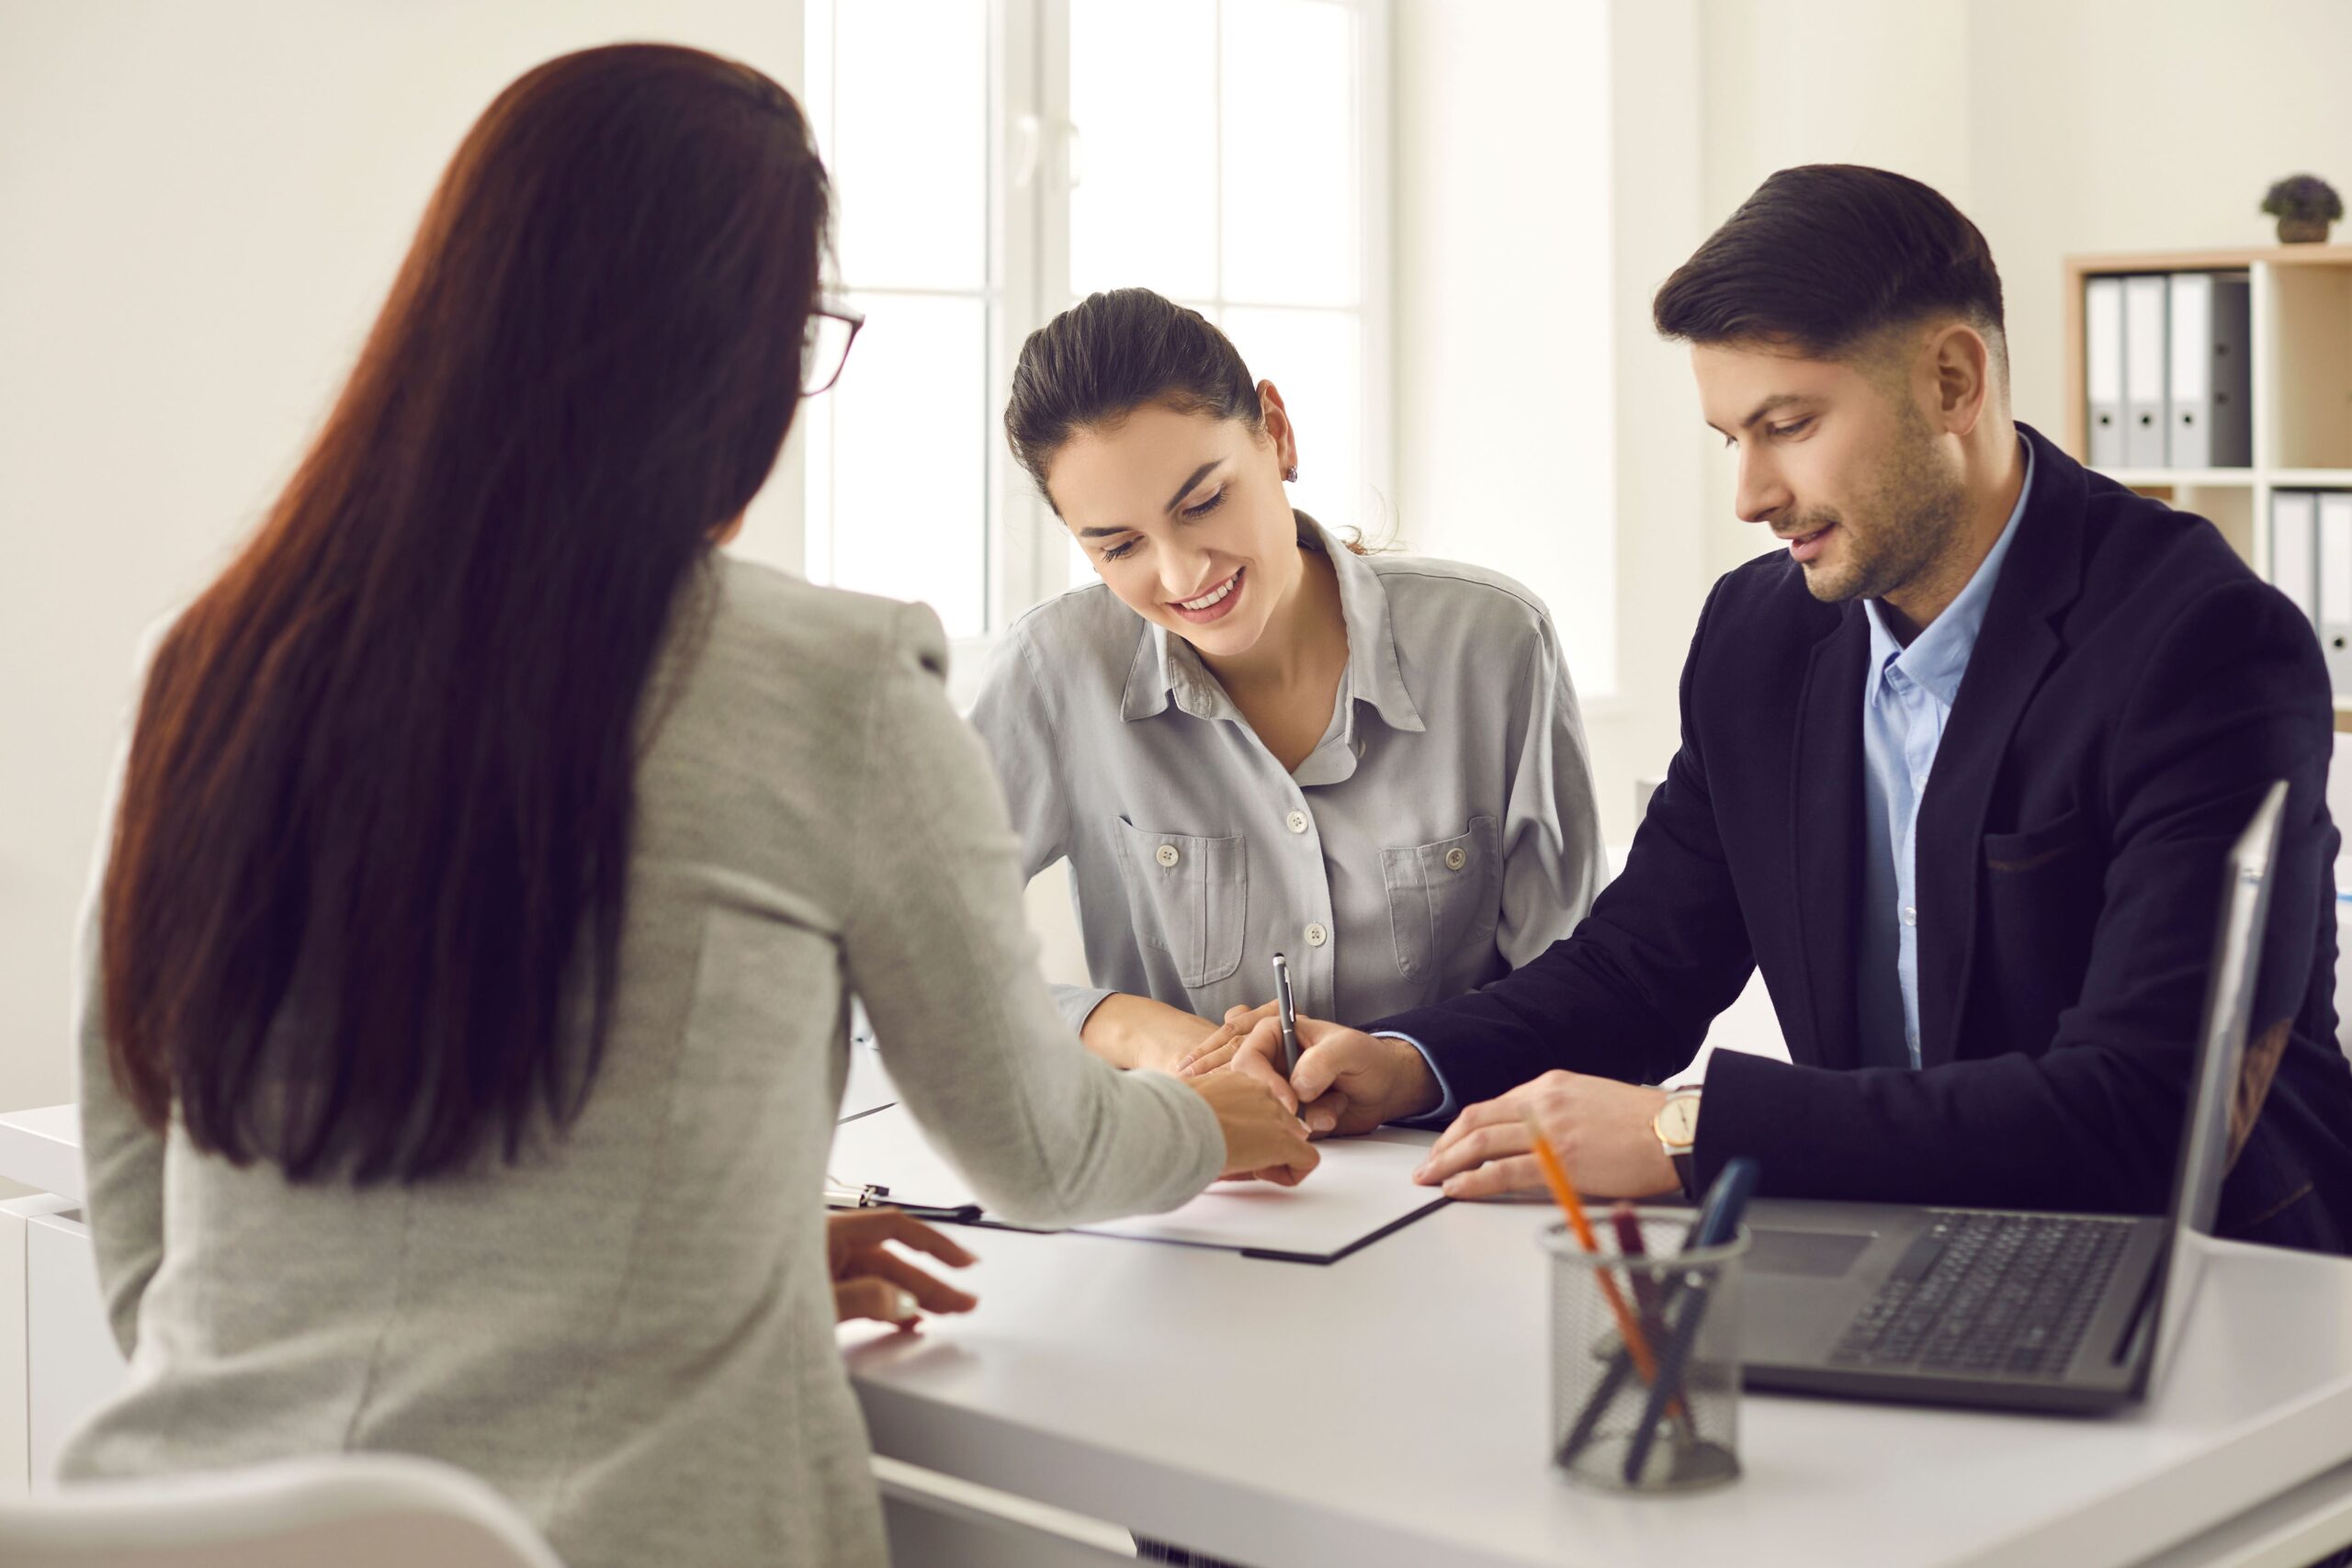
{"left": 1978, "top": 807, "right": 2102, "bottom": 1012}
{"left": 1381, "top": 817, "right": 1500, "bottom": 984}
{"left": 1112, "top": 818, "right": 1249, "bottom": 987}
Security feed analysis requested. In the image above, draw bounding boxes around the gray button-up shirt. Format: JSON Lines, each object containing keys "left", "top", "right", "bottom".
{"left": 970, "top": 516, "right": 1602, "bottom": 1033}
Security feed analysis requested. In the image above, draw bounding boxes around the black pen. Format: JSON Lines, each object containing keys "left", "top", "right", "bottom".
{"left": 1272, "top": 952, "right": 1302, "bottom": 1077}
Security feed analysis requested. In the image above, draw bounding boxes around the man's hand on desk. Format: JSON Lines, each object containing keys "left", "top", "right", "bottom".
{"left": 1413, "top": 1071, "right": 1679, "bottom": 1201}
{"left": 1179, "top": 1015, "right": 1442, "bottom": 1137}
{"left": 830, "top": 1211, "right": 978, "bottom": 1331}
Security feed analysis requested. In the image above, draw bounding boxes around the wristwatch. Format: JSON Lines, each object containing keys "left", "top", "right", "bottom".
{"left": 1652, "top": 1086, "right": 1702, "bottom": 1200}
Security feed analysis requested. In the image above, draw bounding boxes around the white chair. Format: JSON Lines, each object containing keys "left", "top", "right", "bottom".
{"left": 0, "top": 1452, "right": 564, "bottom": 1568}
{"left": 873, "top": 1455, "right": 1139, "bottom": 1564}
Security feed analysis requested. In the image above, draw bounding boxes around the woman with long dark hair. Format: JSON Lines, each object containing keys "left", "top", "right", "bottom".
{"left": 58, "top": 46, "right": 1312, "bottom": 1568}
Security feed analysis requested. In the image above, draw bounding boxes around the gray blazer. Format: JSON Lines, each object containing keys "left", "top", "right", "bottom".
{"left": 58, "top": 557, "right": 1225, "bottom": 1568}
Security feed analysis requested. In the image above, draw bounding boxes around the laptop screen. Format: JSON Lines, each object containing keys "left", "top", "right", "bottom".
{"left": 2142, "top": 779, "right": 2287, "bottom": 1391}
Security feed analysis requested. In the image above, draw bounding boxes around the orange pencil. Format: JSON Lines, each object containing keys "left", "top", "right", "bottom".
{"left": 1521, "top": 1111, "right": 1665, "bottom": 1390}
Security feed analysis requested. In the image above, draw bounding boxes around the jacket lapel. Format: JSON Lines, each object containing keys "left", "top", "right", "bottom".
{"left": 1790, "top": 603, "right": 1871, "bottom": 1073}
{"left": 1913, "top": 424, "right": 2087, "bottom": 1066}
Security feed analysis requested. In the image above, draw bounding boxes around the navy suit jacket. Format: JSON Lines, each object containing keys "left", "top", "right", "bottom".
{"left": 1376, "top": 425, "right": 2352, "bottom": 1252}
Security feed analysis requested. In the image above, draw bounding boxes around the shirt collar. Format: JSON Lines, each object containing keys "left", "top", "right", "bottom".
{"left": 1118, "top": 512, "right": 1427, "bottom": 734}
{"left": 1864, "top": 436, "right": 2036, "bottom": 708}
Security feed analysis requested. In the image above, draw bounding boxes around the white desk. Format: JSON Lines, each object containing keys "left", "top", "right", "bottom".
{"left": 0, "top": 1107, "right": 85, "bottom": 1208}
{"left": 843, "top": 1168, "right": 2352, "bottom": 1568}
{"left": 8, "top": 1096, "right": 2352, "bottom": 1564}
{"left": 0, "top": 1106, "right": 108, "bottom": 1494}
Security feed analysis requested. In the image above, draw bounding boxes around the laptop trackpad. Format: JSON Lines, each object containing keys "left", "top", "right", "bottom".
{"left": 1747, "top": 1227, "right": 1875, "bottom": 1278}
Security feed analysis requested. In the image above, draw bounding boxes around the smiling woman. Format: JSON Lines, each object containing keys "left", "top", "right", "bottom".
{"left": 973, "top": 288, "right": 1607, "bottom": 1081}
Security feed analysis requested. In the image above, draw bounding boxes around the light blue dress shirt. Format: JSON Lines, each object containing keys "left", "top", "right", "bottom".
{"left": 1856, "top": 439, "right": 2034, "bottom": 1068}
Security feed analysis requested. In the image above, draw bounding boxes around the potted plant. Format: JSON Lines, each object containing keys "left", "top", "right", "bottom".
{"left": 2263, "top": 174, "right": 2343, "bottom": 243}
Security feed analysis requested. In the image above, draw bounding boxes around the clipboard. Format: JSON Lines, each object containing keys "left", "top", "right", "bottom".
{"left": 826, "top": 1102, "right": 1448, "bottom": 1265}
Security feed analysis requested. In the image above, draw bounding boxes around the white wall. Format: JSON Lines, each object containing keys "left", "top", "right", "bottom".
{"left": 1391, "top": 0, "right": 1618, "bottom": 698}
{"left": 1393, "top": 0, "right": 1713, "bottom": 843}
{"left": 1602, "top": 0, "right": 1713, "bottom": 838}
{"left": 0, "top": 3, "right": 806, "bottom": 1125}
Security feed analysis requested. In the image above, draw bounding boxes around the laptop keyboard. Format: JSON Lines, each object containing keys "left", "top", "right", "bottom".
{"left": 1827, "top": 1212, "right": 2137, "bottom": 1379}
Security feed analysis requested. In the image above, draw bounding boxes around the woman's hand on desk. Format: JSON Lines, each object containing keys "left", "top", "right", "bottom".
{"left": 1080, "top": 992, "right": 1230, "bottom": 1075}
{"left": 1187, "top": 1067, "right": 1321, "bottom": 1185}
{"left": 829, "top": 1211, "right": 979, "bottom": 1331}
{"left": 1181, "top": 1016, "right": 1442, "bottom": 1137}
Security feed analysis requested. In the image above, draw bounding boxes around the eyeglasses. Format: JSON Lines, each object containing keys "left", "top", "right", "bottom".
{"left": 803, "top": 295, "right": 865, "bottom": 396}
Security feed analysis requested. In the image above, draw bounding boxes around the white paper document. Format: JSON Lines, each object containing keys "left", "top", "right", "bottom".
{"left": 825, "top": 1104, "right": 1444, "bottom": 1263}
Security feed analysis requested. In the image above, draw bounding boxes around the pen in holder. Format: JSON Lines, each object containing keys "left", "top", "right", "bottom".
{"left": 1542, "top": 1209, "right": 1748, "bottom": 1494}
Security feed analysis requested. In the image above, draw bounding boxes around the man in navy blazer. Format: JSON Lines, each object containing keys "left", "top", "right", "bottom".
{"left": 1200, "top": 165, "right": 2352, "bottom": 1252}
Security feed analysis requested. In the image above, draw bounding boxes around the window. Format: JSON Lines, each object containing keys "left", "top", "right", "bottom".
{"left": 798, "top": 0, "right": 995, "bottom": 638}
{"left": 797, "top": 0, "right": 1388, "bottom": 657}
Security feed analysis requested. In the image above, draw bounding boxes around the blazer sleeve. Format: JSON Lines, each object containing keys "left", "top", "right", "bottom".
{"left": 1696, "top": 576, "right": 2336, "bottom": 1212}
{"left": 1493, "top": 606, "right": 1604, "bottom": 968}
{"left": 965, "top": 625, "right": 1112, "bottom": 1035}
{"left": 841, "top": 603, "right": 1224, "bottom": 1229}
{"left": 1372, "top": 579, "right": 1759, "bottom": 1106}
{"left": 74, "top": 689, "right": 165, "bottom": 1360}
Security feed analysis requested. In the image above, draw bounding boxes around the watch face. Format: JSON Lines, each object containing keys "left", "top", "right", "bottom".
{"left": 1657, "top": 1094, "right": 1701, "bottom": 1146}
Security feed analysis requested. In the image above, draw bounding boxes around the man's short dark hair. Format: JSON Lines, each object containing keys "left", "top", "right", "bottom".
{"left": 1653, "top": 164, "right": 2006, "bottom": 368}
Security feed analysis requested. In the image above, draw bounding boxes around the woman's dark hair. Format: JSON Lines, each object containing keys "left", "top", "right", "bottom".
{"left": 1653, "top": 164, "right": 2006, "bottom": 370}
{"left": 102, "top": 44, "right": 830, "bottom": 1184}
{"left": 1005, "top": 288, "right": 1263, "bottom": 509}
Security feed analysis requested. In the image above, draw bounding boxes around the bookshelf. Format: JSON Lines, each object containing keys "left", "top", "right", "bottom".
{"left": 2061, "top": 243, "right": 2352, "bottom": 730}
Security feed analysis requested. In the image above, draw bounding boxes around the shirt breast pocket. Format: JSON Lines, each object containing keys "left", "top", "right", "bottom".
{"left": 1381, "top": 816, "right": 1501, "bottom": 985}
{"left": 1111, "top": 818, "right": 1249, "bottom": 988}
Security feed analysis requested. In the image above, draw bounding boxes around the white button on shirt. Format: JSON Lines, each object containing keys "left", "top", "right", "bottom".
{"left": 970, "top": 513, "right": 1604, "bottom": 1032}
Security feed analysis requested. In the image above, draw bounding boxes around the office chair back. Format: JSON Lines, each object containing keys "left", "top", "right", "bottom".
{"left": 0, "top": 1452, "right": 564, "bottom": 1568}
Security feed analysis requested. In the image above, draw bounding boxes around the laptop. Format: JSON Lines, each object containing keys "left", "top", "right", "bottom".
{"left": 1737, "top": 779, "right": 2288, "bottom": 1414}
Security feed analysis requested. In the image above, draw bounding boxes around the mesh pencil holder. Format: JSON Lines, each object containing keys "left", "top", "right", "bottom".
{"left": 1541, "top": 1211, "right": 1749, "bottom": 1494}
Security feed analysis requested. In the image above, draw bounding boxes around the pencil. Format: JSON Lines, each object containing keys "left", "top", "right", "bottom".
{"left": 1522, "top": 1111, "right": 1664, "bottom": 1390}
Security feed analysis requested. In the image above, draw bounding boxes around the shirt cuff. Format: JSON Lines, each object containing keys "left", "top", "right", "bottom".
{"left": 1052, "top": 983, "right": 1116, "bottom": 1039}
{"left": 1373, "top": 1031, "right": 1458, "bottom": 1127}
